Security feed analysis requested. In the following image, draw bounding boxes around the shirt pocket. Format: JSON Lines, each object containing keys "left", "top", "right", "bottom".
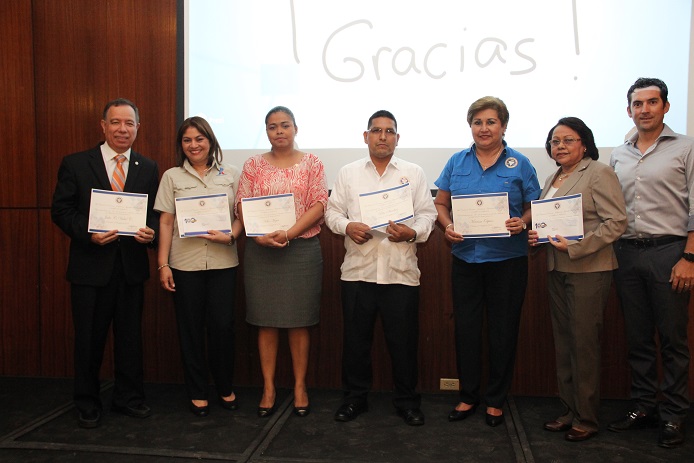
{"left": 172, "top": 181, "right": 199, "bottom": 195}
{"left": 450, "top": 173, "right": 471, "bottom": 192}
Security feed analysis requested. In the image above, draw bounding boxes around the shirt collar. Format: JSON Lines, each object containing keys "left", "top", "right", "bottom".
{"left": 625, "top": 123, "right": 676, "bottom": 145}
{"left": 101, "top": 142, "right": 132, "bottom": 162}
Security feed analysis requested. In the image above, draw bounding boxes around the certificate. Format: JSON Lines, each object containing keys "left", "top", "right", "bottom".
{"left": 531, "top": 193, "right": 584, "bottom": 243}
{"left": 88, "top": 189, "right": 148, "bottom": 236}
{"left": 174, "top": 193, "right": 232, "bottom": 238}
{"left": 358, "top": 183, "right": 414, "bottom": 229}
{"left": 242, "top": 193, "right": 297, "bottom": 236}
{"left": 451, "top": 192, "right": 510, "bottom": 238}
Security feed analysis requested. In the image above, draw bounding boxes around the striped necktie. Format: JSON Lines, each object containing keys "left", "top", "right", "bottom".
{"left": 111, "top": 154, "right": 126, "bottom": 192}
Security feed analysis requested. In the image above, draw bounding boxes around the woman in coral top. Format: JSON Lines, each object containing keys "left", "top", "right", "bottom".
{"left": 236, "top": 106, "right": 328, "bottom": 418}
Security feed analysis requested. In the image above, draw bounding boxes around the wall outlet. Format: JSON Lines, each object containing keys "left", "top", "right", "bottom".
{"left": 439, "top": 378, "right": 460, "bottom": 390}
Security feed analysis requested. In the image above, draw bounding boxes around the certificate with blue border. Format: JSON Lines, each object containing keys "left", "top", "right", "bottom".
{"left": 531, "top": 193, "right": 584, "bottom": 243}
{"left": 358, "top": 183, "right": 414, "bottom": 229}
{"left": 242, "top": 193, "right": 296, "bottom": 236}
{"left": 174, "top": 193, "right": 232, "bottom": 238}
{"left": 88, "top": 188, "right": 148, "bottom": 236}
{"left": 451, "top": 192, "right": 510, "bottom": 238}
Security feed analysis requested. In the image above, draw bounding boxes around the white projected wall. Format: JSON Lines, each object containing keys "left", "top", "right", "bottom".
{"left": 185, "top": 0, "right": 693, "bottom": 186}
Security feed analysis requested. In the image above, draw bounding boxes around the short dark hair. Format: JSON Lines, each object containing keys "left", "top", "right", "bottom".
{"left": 175, "top": 116, "right": 223, "bottom": 168}
{"left": 265, "top": 106, "right": 297, "bottom": 127}
{"left": 627, "top": 77, "right": 668, "bottom": 106}
{"left": 467, "top": 96, "right": 509, "bottom": 127}
{"left": 367, "top": 110, "right": 397, "bottom": 130}
{"left": 103, "top": 98, "right": 140, "bottom": 123}
{"left": 544, "top": 117, "right": 599, "bottom": 163}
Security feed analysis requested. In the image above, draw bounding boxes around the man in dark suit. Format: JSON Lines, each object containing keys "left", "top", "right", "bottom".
{"left": 51, "top": 98, "right": 159, "bottom": 428}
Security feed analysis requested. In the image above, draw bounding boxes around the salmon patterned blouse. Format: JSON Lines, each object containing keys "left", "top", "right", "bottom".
{"left": 235, "top": 153, "right": 328, "bottom": 239}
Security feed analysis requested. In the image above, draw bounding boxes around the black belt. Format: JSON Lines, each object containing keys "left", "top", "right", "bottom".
{"left": 620, "top": 235, "right": 686, "bottom": 248}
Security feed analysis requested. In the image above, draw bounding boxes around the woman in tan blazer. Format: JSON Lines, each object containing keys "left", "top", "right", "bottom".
{"left": 529, "top": 117, "right": 627, "bottom": 442}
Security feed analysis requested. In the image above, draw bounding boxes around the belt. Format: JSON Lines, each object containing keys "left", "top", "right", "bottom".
{"left": 620, "top": 235, "right": 686, "bottom": 248}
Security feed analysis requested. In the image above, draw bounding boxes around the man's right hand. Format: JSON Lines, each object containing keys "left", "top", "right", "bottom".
{"left": 346, "top": 222, "right": 373, "bottom": 245}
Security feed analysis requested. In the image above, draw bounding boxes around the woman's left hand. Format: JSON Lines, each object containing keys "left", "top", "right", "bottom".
{"left": 254, "top": 230, "right": 289, "bottom": 248}
{"left": 505, "top": 217, "right": 527, "bottom": 236}
{"left": 547, "top": 234, "right": 569, "bottom": 252}
{"left": 200, "top": 230, "right": 234, "bottom": 245}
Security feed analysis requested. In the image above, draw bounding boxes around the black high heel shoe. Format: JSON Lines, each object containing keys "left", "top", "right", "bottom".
{"left": 190, "top": 401, "right": 209, "bottom": 417}
{"left": 293, "top": 403, "right": 311, "bottom": 417}
{"left": 448, "top": 402, "right": 478, "bottom": 422}
{"left": 257, "top": 402, "right": 277, "bottom": 418}
{"left": 219, "top": 395, "right": 238, "bottom": 410}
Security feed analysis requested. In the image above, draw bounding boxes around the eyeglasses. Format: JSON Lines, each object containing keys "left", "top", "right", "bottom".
{"left": 549, "top": 138, "right": 581, "bottom": 147}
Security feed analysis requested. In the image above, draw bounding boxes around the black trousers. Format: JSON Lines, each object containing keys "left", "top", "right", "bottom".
{"left": 171, "top": 267, "right": 237, "bottom": 400}
{"left": 614, "top": 239, "right": 690, "bottom": 421}
{"left": 452, "top": 255, "right": 527, "bottom": 408}
{"left": 340, "top": 281, "right": 421, "bottom": 410}
{"left": 71, "top": 259, "right": 145, "bottom": 413}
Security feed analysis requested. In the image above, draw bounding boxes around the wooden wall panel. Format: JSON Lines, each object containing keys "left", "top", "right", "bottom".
{"left": 0, "top": 210, "right": 40, "bottom": 374}
{"left": 0, "top": 0, "right": 36, "bottom": 208}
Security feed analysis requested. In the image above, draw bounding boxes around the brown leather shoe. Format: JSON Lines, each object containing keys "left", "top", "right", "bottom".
{"left": 565, "top": 427, "right": 597, "bottom": 442}
{"left": 544, "top": 420, "right": 571, "bottom": 432}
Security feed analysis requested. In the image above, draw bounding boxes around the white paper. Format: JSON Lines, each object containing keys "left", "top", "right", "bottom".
{"left": 358, "top": 183, "right": 414, "bottom": 229}
{"left": 88, "top": 189, "right": 148, "bottom": 236}
{"left": 531, "top": 193, "right": 584, "bottom": 243}
{"left": 451, "top": 192, "right": 510, "bottom": 238}
{"left": 174, "top": 193, "right": 232, "bottom": 238}
{"left": 242, "top": 193, "right": 297, "bottom": 236}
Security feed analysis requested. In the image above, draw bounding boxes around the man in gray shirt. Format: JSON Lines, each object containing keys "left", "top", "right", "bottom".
{"left": 608, "top": 77, "right": 694, "bottom": 448}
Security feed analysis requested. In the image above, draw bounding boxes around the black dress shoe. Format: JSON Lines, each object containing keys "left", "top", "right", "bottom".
{"left": 219, "top": 396, "right": 238, "bottom": 410}
{"left": 565, "top": 427, "right": 597, "bottom": 442}
{"left": 334, "top": 402, "right": 368, "bottom": 422}
{"left": 607, "top": 409, "right": 658, "bottom": 432}
{"left": 448, "top": 403, "right": 478, "bottom": 422}
{"left": 111, "top": 403, "right": 152, "bottom": 418}
{"left": 398, "top": 408, "right": 425, "bottom": 426}
{"left": 78, "top": 409, "right": 101, "bottom": 429}
{"left": 486, "top": 412, "right": 504, "bottom": 427}
{"left": 293, "top": 403, "right": 311, "bottom": 417}
{"left": 257, "top": 402, "right": 277, "bottom": 418}
{"left": 658, "top": 421, "right": 685, "bottom": 448}
{"left": 190, "top": 402, "right": 209, "bottom": 417}
{"left": 544, "top": 420, "right": 571, "bottom": 432}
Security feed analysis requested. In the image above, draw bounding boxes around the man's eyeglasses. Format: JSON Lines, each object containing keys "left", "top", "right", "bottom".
{"left": 549, "top": 138, "right": 581, "bottom": 147}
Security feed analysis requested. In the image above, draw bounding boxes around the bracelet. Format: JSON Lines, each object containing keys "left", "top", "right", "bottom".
{"left": 284, "top": 230, "right": 289, "bottom": 245}
{"left": 445, "top": 223, "right": 454, "bottom": 230}
{"left": 157, "top": 263, "right": 170, "bottom": 271}
{"left": 227, "top": 234, "right": 235, "bottom": 246}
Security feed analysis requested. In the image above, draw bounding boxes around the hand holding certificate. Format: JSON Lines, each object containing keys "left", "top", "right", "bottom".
{"left": 88, "top": 189, "right": 148, "bottom": 236}
{"left": 242, "top": 193, "right": 297, "bottom": 236}
{"left": 531, "top": 193, "right": 584, "bottom": 243}
{"left": 451, "top": 192, "right": 510, "bottom": 238}
{"left": 358, "top": 183, "right": 414, "bottom": 229}
{"left": 174, "top": 193, "right": 232, "bottom": 238}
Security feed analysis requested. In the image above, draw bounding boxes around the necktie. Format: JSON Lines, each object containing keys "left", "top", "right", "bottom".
{"left": 111, "top": 155, "right": 126, "bottom": 192}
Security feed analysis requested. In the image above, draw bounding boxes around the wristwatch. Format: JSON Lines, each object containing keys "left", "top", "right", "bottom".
{"left": 683, "top": 252, "right": 694, "bottom": 262}
{"left": 407, "top": 231, "right": 418, "bottom": 243}
{"left": 521, "top": 222, "right": 527, "bottom": 230}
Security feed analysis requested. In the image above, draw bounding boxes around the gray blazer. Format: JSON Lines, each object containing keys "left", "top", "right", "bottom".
{"left": 537, "top": 157, "right": 627, "bottom": 273}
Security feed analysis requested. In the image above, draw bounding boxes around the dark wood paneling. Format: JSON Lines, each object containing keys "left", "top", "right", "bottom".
{"left": 0, "top": 210, "right": 40, "bottom": 374}
{"left": 0, "top": 0, "right": 36, "bottom": 208}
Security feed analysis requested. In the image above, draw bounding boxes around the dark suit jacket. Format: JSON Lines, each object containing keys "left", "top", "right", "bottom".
{"left": 51, "top": 143, "right": 159, "bottom": 286}
{"left": 538, "top": 157, "right": 627, "bottom": 273}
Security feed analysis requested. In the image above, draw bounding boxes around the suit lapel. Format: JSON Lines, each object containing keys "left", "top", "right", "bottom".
{"left": 87, "top": 145, "right": 112, "bottom": 190}
{"left": 124, "top": 151, "right": 143, "bottom": 192}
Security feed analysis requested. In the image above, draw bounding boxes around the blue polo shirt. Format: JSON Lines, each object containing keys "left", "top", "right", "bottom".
{"left": 435, "top": 143, "right": 540, "bottom": 263}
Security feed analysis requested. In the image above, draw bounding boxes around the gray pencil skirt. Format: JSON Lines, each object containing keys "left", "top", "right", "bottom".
{"left": 243, "top": 236, "right": 322, "bottom": 328}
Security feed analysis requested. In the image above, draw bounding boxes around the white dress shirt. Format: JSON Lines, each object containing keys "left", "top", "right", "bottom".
{"left": 325, "top": 156, "right": 436, "bottom": 286}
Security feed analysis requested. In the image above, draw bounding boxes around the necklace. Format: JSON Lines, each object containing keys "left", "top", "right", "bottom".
{"left": 557, "top": 165, "right": 578, "bottom": 181}
{"left": 477, "top": 147, "right": 503, "bottom": 169}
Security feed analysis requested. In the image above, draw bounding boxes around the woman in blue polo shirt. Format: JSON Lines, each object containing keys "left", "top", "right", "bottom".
{"left": 434, "top": 96, "right": 540, "bottom": 427}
